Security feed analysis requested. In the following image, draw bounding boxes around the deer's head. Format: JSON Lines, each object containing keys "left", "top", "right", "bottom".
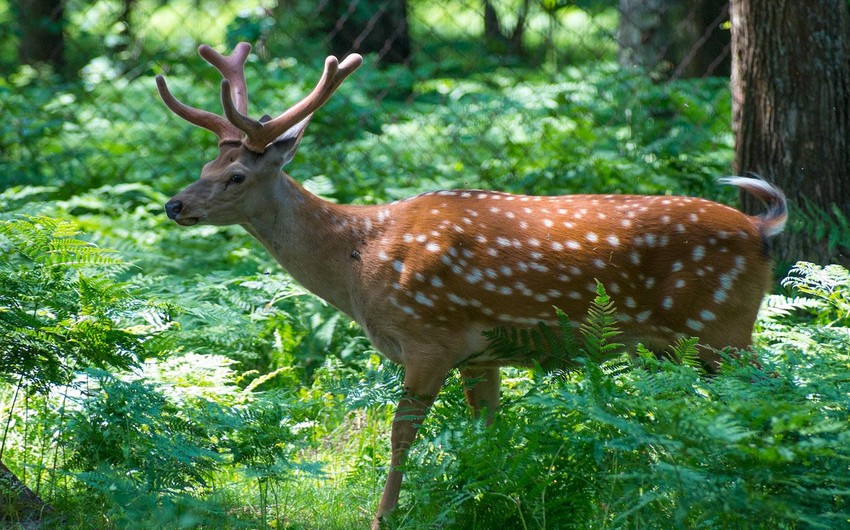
{"left": 156, "top": 43, "right": 362, "bottom": 226}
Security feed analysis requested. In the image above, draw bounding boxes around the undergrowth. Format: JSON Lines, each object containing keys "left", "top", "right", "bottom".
{"left": 394, "top": 269, "right": 850, "bottom": 529}
{"left": 1, "top": 17, "right": 849, "bottom": 527}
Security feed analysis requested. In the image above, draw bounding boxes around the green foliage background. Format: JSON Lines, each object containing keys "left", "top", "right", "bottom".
{"left": 1, "top": 2, "right": 849, "bottom": 529}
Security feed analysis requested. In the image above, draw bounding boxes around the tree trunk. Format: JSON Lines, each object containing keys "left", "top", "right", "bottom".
{"left": 484, "top": 0, "right": 503, "bottom": 43}
{"left": 0, "top": 460, "right": 54, "bottom": 522}
{"left": 482, "top": 0, "right": 531, "bottom": 55}
{"left": 618, "top": 0, "right": 730, "bottom": 79}
{"left": 731, "top": 0, "right": 850, "bottom": 266}
{"left": 324, "top": 0, "right": 411, "bottom": 65}
{"left": 15, "top": 0, "right": 65, "bottom": 73}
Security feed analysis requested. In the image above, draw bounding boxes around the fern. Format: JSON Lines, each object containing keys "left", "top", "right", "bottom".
{"left": 0, "top": 216, "right": 170, "bottom": 390}
{"left": 795, "top": 196, "right": 850, "bottom": 254}
{"left": 579, "top": 281, "right": 624, "bottom": 362}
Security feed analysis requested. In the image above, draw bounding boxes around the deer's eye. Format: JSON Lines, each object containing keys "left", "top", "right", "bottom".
{"left": 230, "top": 173, "right": 245, "bottom": 184}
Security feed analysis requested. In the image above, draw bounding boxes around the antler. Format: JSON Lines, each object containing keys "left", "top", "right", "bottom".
{"left": 155, "top": 43, "right": 253, "bottom": 145}
{"left": 157, "top": 42, "right": 363, "bottom": 153}
{"left": 198, "top": 43, "right": 251, "bottom": 116}
{"left": 221, "top": 53, "right": 363, "bottom": 153}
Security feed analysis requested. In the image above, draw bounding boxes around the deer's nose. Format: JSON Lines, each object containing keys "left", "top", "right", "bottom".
{"left": 165, "top": 198, "right": 184, "bottom": 220}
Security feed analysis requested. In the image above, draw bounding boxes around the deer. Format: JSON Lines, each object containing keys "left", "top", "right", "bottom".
{"left": 155, "top": 42, "right": 787, "bottom": 528}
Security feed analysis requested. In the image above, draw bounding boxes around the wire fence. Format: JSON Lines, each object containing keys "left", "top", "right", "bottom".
{"left": 0, "top": 0, "right": 732, "bottom": 195}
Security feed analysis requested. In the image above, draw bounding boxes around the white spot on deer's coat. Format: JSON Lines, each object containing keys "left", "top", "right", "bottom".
{"left": 425, "top": 242, "right": 440, "bottom": 252}
{"left": 414, "top": 292, "right": 434, "bottom": 307}
{"left": 551, "top": 241, "right": 564, "bottom": 251}
{"left": 636, "top": 310, "right": 652, "bottom": 323}
{"left": 566, "top": 240, "right": 581, "bottom": 250}
{"left": 700, "top": 310, "right": 716, "bottom": 321}
{"left": 466, "top": 268, "right": 483, "bottom": 284}
{"left": 543, "top": 219, "right": 554, "bottom": 228}
{"left": 606, "top": 235, "right": 620, "bottom": 246}
{"left": 662, "top": 297, "right": 673, "bottom": 309}
{"left": 447, "top": 293, "right": 468, "bottom": 306}
{"left": 692, "top": 245, "right": 706, "bottom": 262}
{"left": 393, "top": 260, "right": 405, "bottom": 273}
{"left": 586, "top": 232, "right": 598, "bottom": 243}
{"left": 686, "top": 319, "right": 704, "bottom": 331}
{"left": 672, "top": 261, "right": 683, "bottom": 272}
{"left": 431, "top": 276, "right": 443, "bottom": 288}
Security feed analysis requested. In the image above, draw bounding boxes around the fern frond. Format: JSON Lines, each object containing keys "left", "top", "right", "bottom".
{"left": 580, "top": 282, "right": 624, "bottom": 361}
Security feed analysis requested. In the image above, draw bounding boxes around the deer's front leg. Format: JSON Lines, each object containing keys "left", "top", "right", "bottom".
{"left": 373, "top": 361, "right": 449, "bottom": 529}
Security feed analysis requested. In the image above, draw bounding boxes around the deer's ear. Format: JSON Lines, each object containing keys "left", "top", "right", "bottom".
{"left": 263, "top": 116, "right": 311, "bottom": 168}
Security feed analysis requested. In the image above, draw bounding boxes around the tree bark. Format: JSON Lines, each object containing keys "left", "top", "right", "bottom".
{"left": 618, "top": 0, "right": 730, "bottom": 79}
{"left": 0, "top": 460, "right": 54, "bottom": 522}
{"left": 731, "top": 0, "right": 850, "bottom": 266}
{"left": 482, "top": 0, "right": 531, "bottom": 55}
{"left": 323, "top": 0, "right": 411, "bottom": 65}
{"left": 15, "top": 0, "right": 65, "bottom": 73}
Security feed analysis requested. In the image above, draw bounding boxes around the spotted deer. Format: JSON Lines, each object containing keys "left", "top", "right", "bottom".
{"left": 156, "top": 42, "right": 787, "bottom": 528}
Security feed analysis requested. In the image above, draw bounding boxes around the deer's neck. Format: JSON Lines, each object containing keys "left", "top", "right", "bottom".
{"left": 242, "top": 173, "right": 373, "bottom": 317}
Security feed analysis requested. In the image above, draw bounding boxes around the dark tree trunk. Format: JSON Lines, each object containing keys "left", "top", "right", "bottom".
{"left": 482, "top": 0, "right": 531, "bottom": 55}
{"left": 16, "top": 0, "right": 65, "bottom": 73}
{"left": 324, "top": 0, "right": 411, "bottom": 65}
{"left": 484, "top": 0, "right": 503, "bottom": 43}
{"left": 618, "top": 0, "right": 730, "bottom": 79}
{"left": 731, "top": 0, "right": 850, "bottom": 266}
{"left": 0, "top": 460, "right": 53, "bottom": 522}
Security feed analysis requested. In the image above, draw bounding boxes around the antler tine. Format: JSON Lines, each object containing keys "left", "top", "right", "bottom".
{"left": 222, "top": 53, "right": 363, "bottom": 153}
{"left": 155, "top": 74, "right": 243, "bottom": 144}
{"left": 198, "top": 42, "right": 252, "bottom": 115}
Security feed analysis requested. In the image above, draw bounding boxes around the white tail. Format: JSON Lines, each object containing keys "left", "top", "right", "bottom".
{"left": 156, "top": 43, "right": 787, "bottom": 528}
